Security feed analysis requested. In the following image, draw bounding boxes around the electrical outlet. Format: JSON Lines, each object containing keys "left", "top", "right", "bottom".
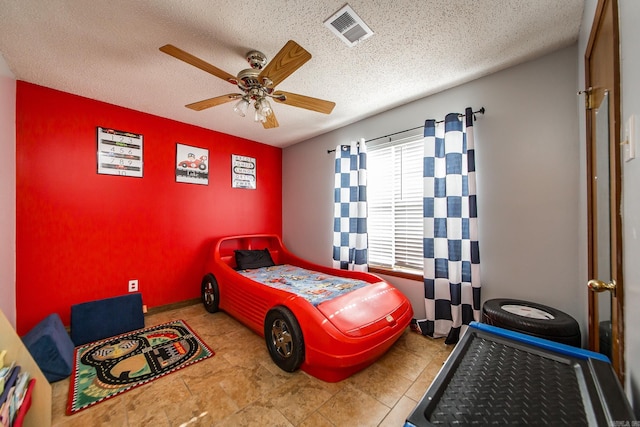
{"left": 128, "top": 279, "right": 138, "bottom": 292}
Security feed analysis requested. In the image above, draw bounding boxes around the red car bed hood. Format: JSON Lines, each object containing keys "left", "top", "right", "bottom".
{"left": 316, "top": 281, "right": 409, "bottom": 337}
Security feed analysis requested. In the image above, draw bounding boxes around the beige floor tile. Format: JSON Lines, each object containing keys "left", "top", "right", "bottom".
{"left": 379, "top": 395, "right": 419, "bottom": 427}
{"left": 405, "top": 350, "right": 451, "bottom": 402}
{"left": 122, "top": 375, "right": 189, "bottom": 425}
{"left": 191, "top": 385, "right": 240, "bottom": 425}
{"left": 222, "top": 337, "right": 273, "bottom": 369}
{"left": 317, "top": 385, "right": 390, "bottom": 426}
{"left": 376, "top": 341, "right": 435, "bottom": 382}
{"left": 216, "top": 363, "right": 291, "bottom": 408}
{"left": 179, "top": 351, "right": 232, "bottom": 381}
{"left": 344, "top": 362, "right": 413, "bottom": 408}
{"left": 54, "top": 395, "right": 127, "bottom": 427}
{"left": 215, "top": 403, "right": 294, "bottom": 427}
{"left": 262, "top": 373, "right": 340, "bottom": 425}
{"left": 396, "top": 329, "right": 452, "bottom": 358}
{"left": 125, "top": 408, "right": 172, "bottom": 427}
{"left": 162, "top": 394, "right": 216, "bottom": 426}
{"left": 299, "top": 410, "right": 336, "bottom": 427}
{"left": 51, "top": 378, "right": 71, "bottom": 422}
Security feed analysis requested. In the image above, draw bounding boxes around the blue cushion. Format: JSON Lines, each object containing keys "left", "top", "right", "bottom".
{"left": 70, "top": 293, "right": 145, "bottom": 346}
{"left": 21, "top": 313, "right": 75, "bottom": 383}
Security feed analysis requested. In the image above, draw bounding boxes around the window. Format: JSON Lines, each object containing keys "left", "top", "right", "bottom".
{"left": 368, "top": 135, "right": 424, "bottom": 273}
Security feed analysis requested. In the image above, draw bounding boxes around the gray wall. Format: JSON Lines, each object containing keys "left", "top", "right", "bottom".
{"left": 283, "top": 45, "right": 583, "bottom": 331}
{"left": 0, "top": 54, "right": 16, "bottom": 327}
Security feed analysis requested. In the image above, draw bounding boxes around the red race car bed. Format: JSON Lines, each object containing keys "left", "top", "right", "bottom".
{"left": 201, "top": 234, "right": 413, "bottom": 382}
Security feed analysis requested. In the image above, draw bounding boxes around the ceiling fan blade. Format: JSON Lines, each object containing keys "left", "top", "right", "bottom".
{"left": 259, "top": 40, "right": 311, "bottom": 88}
{"left": 186, "top": 94, "right": 242, "bottom": 111}
{"left": 160, "top": 44, "right": 238, "bottom": 84}
{"left": 262, "top": 111, "right": 279, "bottom": 129}
{"left": 272, "top": 91, "right": 335, "bottom": 114}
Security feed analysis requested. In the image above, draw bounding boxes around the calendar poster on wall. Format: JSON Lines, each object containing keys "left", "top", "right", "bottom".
{"left": 231, "top": 154, "right": 256, "bottom": 189}
{"left": 97, "top": 127, "right": 143, "bottom": 177}
{"left": 176, "top": 143, "right": 209, "bottom": 185}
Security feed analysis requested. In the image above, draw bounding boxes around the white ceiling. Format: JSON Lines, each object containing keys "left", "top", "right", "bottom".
{"left": 0, "top": 0, "right": 585, "bottom": 148}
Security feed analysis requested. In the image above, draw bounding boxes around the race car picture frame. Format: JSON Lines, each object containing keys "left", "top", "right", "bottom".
{"left": 176, "top": 143, "right": 209, "bottom": 185}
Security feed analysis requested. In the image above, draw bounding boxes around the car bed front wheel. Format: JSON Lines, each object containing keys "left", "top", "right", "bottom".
{"left": 264, "top": 306, "right": 304, "bottom": 372}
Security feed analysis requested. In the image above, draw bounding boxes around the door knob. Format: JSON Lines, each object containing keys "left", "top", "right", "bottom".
{"left": 587, "top": 279, "right": 617, "bottom": 296}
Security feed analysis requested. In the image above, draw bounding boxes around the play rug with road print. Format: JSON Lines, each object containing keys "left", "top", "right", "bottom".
{"left": 67, "top": 319, "right": 214, "bottom": 414}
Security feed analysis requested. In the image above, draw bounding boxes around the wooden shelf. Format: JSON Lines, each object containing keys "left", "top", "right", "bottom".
{"left": 0, "top": 310, "right": 51, "bottom": 427}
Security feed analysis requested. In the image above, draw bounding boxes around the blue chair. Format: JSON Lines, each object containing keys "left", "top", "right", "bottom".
{"left": 22, "top": 313, "right": 75, "bottom": 383}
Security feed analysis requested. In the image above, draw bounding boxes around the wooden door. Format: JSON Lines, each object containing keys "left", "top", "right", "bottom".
{"left": 584, "top": 0, "right": 624, "bottom": 381}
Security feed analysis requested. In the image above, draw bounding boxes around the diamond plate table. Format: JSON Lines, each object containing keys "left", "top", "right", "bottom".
{"left": 405, "top": 322, "right": 635, "bottom": 426}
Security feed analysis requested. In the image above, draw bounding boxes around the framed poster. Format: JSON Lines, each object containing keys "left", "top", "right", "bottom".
{"left": 97, "top": 127, "right": 143, "bottom": 177}
{"left": 176, "top": 143, "right": 209, "bottom": 185}
{"left": 232, "top": 154, "right": 256, "bottom": 189}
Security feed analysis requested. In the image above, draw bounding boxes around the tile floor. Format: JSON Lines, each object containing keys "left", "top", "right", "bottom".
{"left": 51, "top": 302, "right": 453, "bottom": 426}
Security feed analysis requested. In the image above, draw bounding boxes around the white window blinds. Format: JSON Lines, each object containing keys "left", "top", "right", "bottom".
{"left": 368, "top": 136, "right": 424, "bottom": 272}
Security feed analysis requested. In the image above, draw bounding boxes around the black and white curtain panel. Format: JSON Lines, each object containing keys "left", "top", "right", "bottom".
{"left": 416, "top": 108, "right": 481, "bottom": 344}
{"left": 332, "top": 139, "right": 368, "bottom": 271}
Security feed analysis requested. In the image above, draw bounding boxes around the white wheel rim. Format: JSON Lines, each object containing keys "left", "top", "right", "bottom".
{"left": 501, "top": 304, "right": 555, "bottom": 320}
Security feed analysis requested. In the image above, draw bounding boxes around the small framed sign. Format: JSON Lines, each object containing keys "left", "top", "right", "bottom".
{"left": 176, "top": 143, "right": 209, "bottom": 185}
{"left": 97, "top": 127, "right": 143, "bottom": 177}
{"left": 232, "top": 154, "right": 256, "bottom": 189}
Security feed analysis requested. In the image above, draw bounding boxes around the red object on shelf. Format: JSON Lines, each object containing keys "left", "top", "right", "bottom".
{"left": 13, "top": 378, "right": 36, "bottom": 427}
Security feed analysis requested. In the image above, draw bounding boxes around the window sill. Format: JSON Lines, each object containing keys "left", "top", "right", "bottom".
{"left": 368, "top": 266, "right": 423, "bottom": 282}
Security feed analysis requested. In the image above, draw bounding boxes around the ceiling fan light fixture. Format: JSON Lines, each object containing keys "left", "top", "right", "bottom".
{"left": 254, "top": 105, "right": 267, "bottom": 123}
{"left": 233, "top": 98, "right": 250, "bottom": 117}
{"left": 257, "top": 97, "right": 273, "bottom": 117}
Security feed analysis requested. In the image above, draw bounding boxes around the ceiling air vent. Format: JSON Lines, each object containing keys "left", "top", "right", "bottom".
{"left": 324, "top": 4, "right": 374, "bottom": 47}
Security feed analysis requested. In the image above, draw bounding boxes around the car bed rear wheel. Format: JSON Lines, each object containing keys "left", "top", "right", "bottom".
{"left": 201, "top": 273, "right": 219, "bottom": 313}
{"left": 264, "top": 306, "right": 304, "bottom": 372}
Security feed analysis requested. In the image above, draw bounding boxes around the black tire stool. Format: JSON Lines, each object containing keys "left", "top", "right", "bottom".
{"left": 482, "top": 298, "right": 581, "bottom": 347}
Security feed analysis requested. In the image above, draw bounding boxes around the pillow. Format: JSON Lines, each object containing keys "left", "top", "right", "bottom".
{"left": 234, "top": 248, "right": 275, "bottom": 270}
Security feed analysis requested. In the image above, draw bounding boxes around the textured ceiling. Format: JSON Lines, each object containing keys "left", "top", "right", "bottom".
{"left": 0, "top": 0, "right": 584, "bottom": 147}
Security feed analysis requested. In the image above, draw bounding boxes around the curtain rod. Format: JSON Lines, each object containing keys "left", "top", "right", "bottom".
{"left": 327, "top": 107, "right": 485, "bottom": 154}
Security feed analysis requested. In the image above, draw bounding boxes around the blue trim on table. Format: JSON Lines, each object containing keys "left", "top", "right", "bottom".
{"left": 469, "top": 321, "right": 611, "bottom": 363}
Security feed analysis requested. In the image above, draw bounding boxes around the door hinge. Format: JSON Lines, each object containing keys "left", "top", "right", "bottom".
{"left": 578, "top": 87, "right": 594, "bottom": 110}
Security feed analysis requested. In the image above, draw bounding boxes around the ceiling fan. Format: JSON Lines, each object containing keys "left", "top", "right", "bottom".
{"left": 159, "top": 40, "right": 336, "bottom": 129}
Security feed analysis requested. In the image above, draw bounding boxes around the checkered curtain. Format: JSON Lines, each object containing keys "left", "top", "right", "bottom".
{"left": 417, "top": 108, "right": 481, "bottom": 344}
{"left": 333, "top": 139, "right": 368, "bottom": 271}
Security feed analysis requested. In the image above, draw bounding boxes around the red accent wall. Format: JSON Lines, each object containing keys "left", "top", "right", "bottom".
{"left": 15, "top": 82, "right": 282, "bottom": 334}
